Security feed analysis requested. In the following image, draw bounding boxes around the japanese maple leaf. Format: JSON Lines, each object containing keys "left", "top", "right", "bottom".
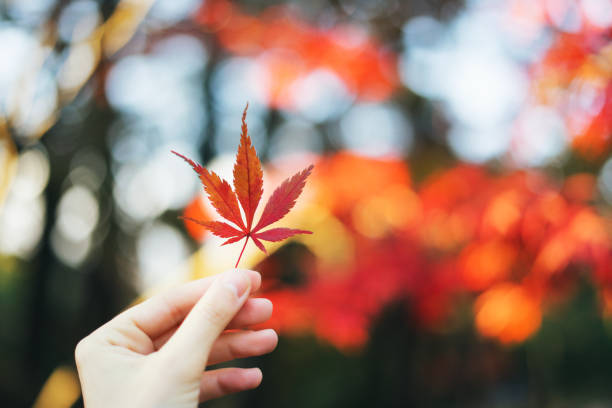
{"left": 172, "top": 104, "right": 313, "bottom": 267}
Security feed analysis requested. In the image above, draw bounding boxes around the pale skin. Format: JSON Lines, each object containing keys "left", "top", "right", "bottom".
{"left": 75, "top": 269, "right": 278, "bottom": 408}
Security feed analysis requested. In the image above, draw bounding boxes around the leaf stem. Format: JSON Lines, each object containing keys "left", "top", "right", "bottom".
{"left": 235, "top": 236, "right": 249, "bottom": 268}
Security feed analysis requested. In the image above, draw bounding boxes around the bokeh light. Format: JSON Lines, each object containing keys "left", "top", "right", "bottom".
{"left": 2, "top": 0, "right": 612, "bottom": 406}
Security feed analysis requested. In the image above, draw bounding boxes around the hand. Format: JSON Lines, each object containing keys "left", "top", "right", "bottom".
{"left": 75, "top": 269, "right": 278, "bottom": 408}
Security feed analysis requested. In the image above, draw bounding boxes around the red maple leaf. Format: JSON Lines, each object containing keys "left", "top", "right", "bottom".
{"left": 172, "top": 104, "right": 313, "bottom": 267}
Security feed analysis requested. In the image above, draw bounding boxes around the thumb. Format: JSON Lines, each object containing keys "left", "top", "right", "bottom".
{"left": 161, "top": 269, "right": 251, "bottom": 371}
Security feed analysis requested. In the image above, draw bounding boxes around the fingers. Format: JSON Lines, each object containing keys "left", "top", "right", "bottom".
{"left": 207, "top": 329, "right": 278, "bottom": 366}
{"left": 161, "top": 269, "right": 252, "bottom": 372}
{"left": 198, "top": 367, "right": 262, "bottom": 402}
{"left": 227, "top": 297, "right": 273, "bottom": 330}
{"left": 151, "top": 298, "right": 273, "bottom": 351}
{"left": 122, "top": 270, "right": 261, "bottom": 340}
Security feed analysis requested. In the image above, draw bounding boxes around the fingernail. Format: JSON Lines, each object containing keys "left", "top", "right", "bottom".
{"left": 222, "top": 269, "right": 250, "bottom": 298}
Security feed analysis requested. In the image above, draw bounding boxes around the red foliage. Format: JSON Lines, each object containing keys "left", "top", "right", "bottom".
{"left": 182, "top": 195, "right": 213, "bottom": 242}
{"left": 193, "top": 0, "right": 398, "bottom": 107}
{"left": 246, "top": 154, "right": 612, "bottom": 350}
{"left": 526, "top": 23, "right": 612, "bottom": 157}
{"left": 178, "top": 0, "right": 612, "bottom": 349}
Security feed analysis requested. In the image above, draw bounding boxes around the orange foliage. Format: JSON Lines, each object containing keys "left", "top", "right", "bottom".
{"left": 194, "top": 0, "right": 398, "bottom": 108}
{"left": 182, "top": 195, "right": 212, "bottom": 242}
{"left": 226, "top": 154, "right": 612, "bottom": 349}
{"left": 521, "top": 192, "right": 568, "bottom": 252}
{"left": 475, "top": 283, "right": 542, "bottom": 344}
{"left": 460, "top": 241, "right": 517, "bottom": 291}
{"left": 527, "top": 26, "right": 612, "bottom": 157}
{"left": 505, "top": 0, "right": 612, "bottom": 157}
{"left": 418, "top": 166, "right": 487, "bottom": 251}
{"left": 314, "top": 151, "right": 411, "bottom": 216}
{"left": 174, "top": 0, "right": 612, "bottom": 350}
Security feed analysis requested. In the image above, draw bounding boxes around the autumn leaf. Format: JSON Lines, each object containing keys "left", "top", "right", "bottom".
{"left": 233, "top": 107, "right": 263, "bottom": 230}
{"left": 173, "top": 103, "right": 313, "bottom": 267}
{"left": 252, "top": 165, "right": 314, "bottom": 233}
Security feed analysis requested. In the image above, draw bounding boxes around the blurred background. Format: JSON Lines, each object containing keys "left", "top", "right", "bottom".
{"left": 1, "top": 0, "right": 612, "bottom": 406}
